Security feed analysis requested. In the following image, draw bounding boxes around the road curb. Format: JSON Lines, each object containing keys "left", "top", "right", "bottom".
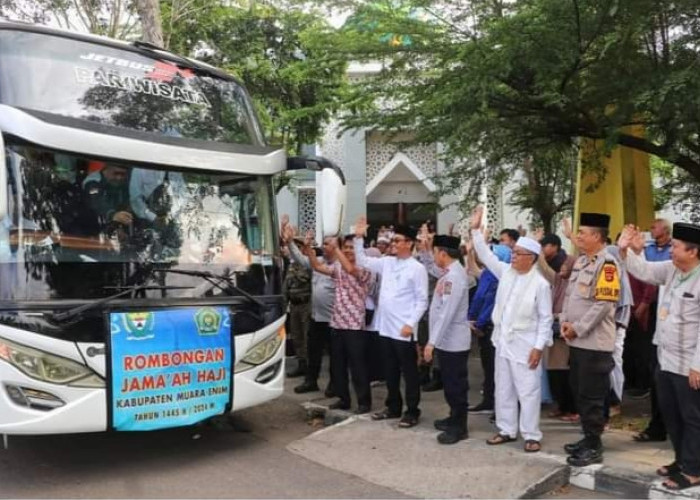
{"left": 520, "top": 465, "right": 571, "bottom": 499}
{"left": 569, "top": 463, "right": 700, "bottom": 499}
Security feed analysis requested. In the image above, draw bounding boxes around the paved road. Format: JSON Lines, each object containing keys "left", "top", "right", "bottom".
{"left": 0, "top": 390, "right": 621, "bottom": 499}
{"left": 0, "top": 395, "right": 407, "bottom": 499}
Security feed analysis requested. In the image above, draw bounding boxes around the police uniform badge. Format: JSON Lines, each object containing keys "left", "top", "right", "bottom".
{"left": 594, "top": 262, "right": 620, "bottom": 302}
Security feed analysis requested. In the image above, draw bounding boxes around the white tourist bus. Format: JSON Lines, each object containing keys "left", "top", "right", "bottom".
{"left": 0, "top": 22, "right": 345, "bottom": 437}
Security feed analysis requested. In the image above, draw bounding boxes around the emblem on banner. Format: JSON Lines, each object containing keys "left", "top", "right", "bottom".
{"left": 123, "top": 312, "right": 155, "bottom": 340}
{"left": 195, "top": 307, "right": 222, "bottom": 335}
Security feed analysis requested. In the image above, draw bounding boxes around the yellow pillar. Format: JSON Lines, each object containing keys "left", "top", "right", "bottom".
{"left": 574, "top": 128, "right": 655, "bottom": 240}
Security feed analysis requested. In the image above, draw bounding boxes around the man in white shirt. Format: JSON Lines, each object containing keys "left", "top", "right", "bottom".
{"left": 354, "top": 217, "right": 429, "bottom": 428}
{"left": 470, "top": 206, "right": 553, "bottom": 453}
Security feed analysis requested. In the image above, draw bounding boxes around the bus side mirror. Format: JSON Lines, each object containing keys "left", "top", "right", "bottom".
{"left": 287, "top": 156, "right": 346, "bottom": 237}
{"left": 0, "top": 134, "right": 6, "bottom": 220}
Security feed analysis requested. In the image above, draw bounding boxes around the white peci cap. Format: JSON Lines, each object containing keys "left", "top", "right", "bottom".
{"left": 515, "top": 237, "right": 541, "bottom": 256}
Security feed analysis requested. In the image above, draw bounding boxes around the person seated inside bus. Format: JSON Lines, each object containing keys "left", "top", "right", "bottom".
{"left": 82, "top": 162, "right": 133, "bottom": 240}
{"left": 18, "top": 150, "right": 100, "bottom": 239}
{"left": 129, "top": 167, "right": 186, "bottom": 253}
{"left": 47, "top": 155, "right": 101, "bottom": 237}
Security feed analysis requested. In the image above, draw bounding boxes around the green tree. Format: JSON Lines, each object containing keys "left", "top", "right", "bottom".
{"left": 0, "top": 0, "right": 140, "bottom": 39}
{"left": 508, "top": 148, "right": 576, "bottom": 233}
{"left": 325, "top": 0, "right": 700, "bottom": 209}
{"left": 651, "top": 157, "right": 700, "bottom": 224}
{"left": 162, "top": 1, "right": 348, "bottom": 154}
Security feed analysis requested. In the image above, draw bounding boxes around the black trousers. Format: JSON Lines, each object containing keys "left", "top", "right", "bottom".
{"left": 569, "top": 347, "right": 614, "bottom": 448}
{"left": 331, "top": 329, "right": 371, "bottom": 408}
{"left": 656, "top": 369, "right": 700, "bottom": 476}
{"left": 306, "top": 320, "right": 333, "bottom": 386}
{"left": 645, "top": 345, "right": 667, "bottom": 438}
{"left": 548, "top": 369, "right": 576, "bottom": 414}
{"left": 477, "top": 324, "right": 495, "bottom": 405}
{"left": 437, "top": 348, "right": 469, "bottom": 432}
{"left": 381, "top": 336, "right": 421, "bottom": 417}
{"left": 367, "top": 332, "right": 385, "bottom": 382}
{"left": 622, "top": 317, "right": 653, "bottom": 390}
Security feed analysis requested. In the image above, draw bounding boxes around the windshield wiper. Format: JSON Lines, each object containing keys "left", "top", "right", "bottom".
{"left": 50, "top": 284, "right": 193, "bottom": 323}
{"left": 154, "top": 268, "right": 268, "bottom": 311}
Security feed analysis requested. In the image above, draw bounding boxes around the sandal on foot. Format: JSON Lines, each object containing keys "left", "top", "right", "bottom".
{"left": 487, "top": 433, "right": 516, "bottom": 445}
{"left": 663, "top": 472, "right": 700, "bottom": 491}
{"left": 398, "top": 415, "right": 419, "bottom": 428}
{"left": 657, "top": 462, "right": 681, "bottom": 477}
{"left": 524, "top": 440, "right": 541, "bottom": 453}
{"left": 371, "top": 409, "right": 401, "bottom": 421}
{"left": 633, "top": 431, "right": 665, "bottom": 442}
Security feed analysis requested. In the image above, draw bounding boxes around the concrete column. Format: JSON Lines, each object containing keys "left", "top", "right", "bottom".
{"left": 340, "top": 129, "right": 367, "bottom": 233}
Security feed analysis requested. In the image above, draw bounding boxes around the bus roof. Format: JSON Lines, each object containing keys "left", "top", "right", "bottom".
{"left": 0, "top": 21, "right": 245, "bottom": 89}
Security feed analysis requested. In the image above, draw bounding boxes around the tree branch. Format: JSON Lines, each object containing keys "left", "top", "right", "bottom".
{"left": 616, "top": 133, "right": 700, "bottom": 181}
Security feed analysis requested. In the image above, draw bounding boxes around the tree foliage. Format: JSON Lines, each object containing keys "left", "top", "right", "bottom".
{"left": 323, "top": 0, "right": 700, "bottom": 215}
{"left": 651, "top": 156, "right": 700, "bottom": 224}
{"left": 0, "top": 0, "right": 140, "bottom": 39}
{"left": 162, "top": 0, "right": 348, "bottom": 154}
{"left": 508, "top": 147, "right": 576, "bottom": 233}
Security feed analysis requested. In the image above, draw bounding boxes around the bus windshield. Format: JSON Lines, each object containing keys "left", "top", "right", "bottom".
{"left": 0, "top": 140, "right": 280, "bottom": 301}
{"left": 0, "top": 29, "right": 263, "bottom": 146}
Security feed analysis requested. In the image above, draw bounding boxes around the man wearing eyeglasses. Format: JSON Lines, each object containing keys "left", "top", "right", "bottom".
{"left": 560, "top": 212, "right": 620, "bottom": 466}
{"left": 353, "top": 216, "right": 429, "bottom": 428}
{"left": 470, "top": 206, "right": 553, "bottom": 454}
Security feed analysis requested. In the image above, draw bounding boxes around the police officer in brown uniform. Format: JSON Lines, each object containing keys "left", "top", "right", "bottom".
{"left": 560, "top": 213, "right": 620, "bottom": 466}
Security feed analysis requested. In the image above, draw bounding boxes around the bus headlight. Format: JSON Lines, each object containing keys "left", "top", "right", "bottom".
{"left": 0, "top": 337, "right": 104, "bottom": 387}
{"left": 234, "top": 327, "right": 285, "bottom": 373}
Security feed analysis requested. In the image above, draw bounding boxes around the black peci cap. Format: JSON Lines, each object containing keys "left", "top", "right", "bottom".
{"left": 580, "top": 212, "right": 611, "bottom": 229}
{"left": 434, "top": 235, "right": 461, "bottom": 250}
{"left": 673, "top": 222, "right": 700, "bottom": 245}
{"left": 394, "top": 224, "right": 418, "bottom": 240}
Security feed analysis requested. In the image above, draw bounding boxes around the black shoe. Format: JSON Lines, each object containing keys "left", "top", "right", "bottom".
{"left": 286, "top": 359, "right": 307, "bottom": 378}
{"left": 324, "top": 383, "right": 336, "bottom": 399}
{"left": 564, "top": 439, "right": 586, "bottom": 455}
{"left": 434, "top": 417, "right": 452, "bottom": 432}
{"left": 567, "top": 447, "right": 603, "bottom": 466}
{"left": 356, "top": 405, "right": 371, "bottom": 415}
{"left": 437, "top": 429, "right": 468, "bottom": 445}
{"left": 422, "top": 379, "right": 444, "bottom": 392}
{"left": 329, "top": 399, "right": 350, "bottom": 410}
{"left": 294, "top": 380, "right": 320, "bottom": 394}
{"left": 468, "top": 401, "right": 494, "bottom": 414}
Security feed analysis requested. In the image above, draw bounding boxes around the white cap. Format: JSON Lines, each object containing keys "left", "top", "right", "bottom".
{"left": 377, "top": 236, "right": 390, "bottom": 244}
{"left": 516, "top": 237, "right": 541, "bottom": 256}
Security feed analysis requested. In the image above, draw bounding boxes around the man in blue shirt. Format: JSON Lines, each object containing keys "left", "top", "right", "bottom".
{"left": 467, "top": 244, "right": 511, "bottom": 415}
{"left": 632, "top": 218, "right": 672, "bottom": 443}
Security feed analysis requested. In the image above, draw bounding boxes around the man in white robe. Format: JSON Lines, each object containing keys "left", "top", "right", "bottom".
{"left": 470, "top": 206, "right": 553, "bottom": 452}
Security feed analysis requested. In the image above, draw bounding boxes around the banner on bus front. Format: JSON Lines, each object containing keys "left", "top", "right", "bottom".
{"left": 109, "top": 307, "right": 232, "bottom": 431}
